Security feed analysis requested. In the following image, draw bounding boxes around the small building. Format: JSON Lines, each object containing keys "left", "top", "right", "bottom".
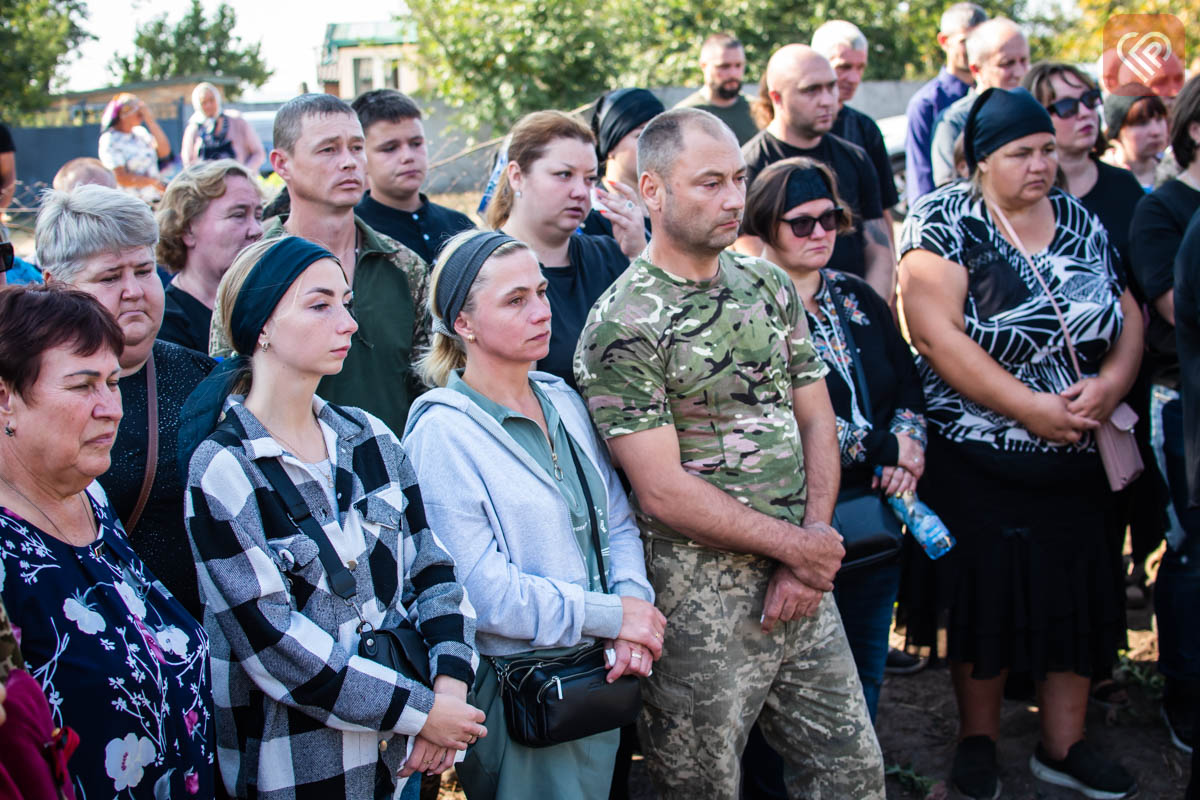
{"left": 316, "top": 19, "right": 420, "bottom": 98}
{"left": 38, "top": 75, "right": 242, "bottom": 126}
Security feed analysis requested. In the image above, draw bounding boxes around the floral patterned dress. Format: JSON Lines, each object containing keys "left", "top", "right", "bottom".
{"left": 0, "top": 482, "right": 212, "bottom": 799}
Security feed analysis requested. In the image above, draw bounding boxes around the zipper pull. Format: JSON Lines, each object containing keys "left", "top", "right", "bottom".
{"left": 554, "top": 675, "right": 563, "bottom": 700}
{"left": 550, "top": 446, "right": 564, "bottom": 481}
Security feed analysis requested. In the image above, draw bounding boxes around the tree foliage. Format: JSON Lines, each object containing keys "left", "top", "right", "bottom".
{"left": 1057, "top": 0, "right": 1200, "bottom": 64}
{"left": 407, "top": 0, "right": 1067, "bottom": 134}
{"left": 0, "top": 0, "right": 90, "bottom": 114}
{"left": 109, "top": 0, "right": 271, "bottom": 100}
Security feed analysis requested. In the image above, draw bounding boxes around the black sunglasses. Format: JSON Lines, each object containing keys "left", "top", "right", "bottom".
{"left": 0, "top": 242, "right": 13, "bottom": 273}
{"left": 1046, "top": 88, "right": 1102, "bottom": 119}
{"left": 784, "top": 207, "right": 845, "bottom": 238}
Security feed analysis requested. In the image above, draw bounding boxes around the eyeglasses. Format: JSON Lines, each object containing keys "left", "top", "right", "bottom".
{"left": 1046, "top": 89, "right": 1102, "bottom": 119}
{"left": 784, "top": 207, "right": 845, "bottom": 238}
{"left": 0, "top": 242, "right": 13, "bottom": 273}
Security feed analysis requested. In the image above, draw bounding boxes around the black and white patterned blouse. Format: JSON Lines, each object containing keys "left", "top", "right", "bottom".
{"left": 899, "top": 183, "right": 1125, "bottom": 453}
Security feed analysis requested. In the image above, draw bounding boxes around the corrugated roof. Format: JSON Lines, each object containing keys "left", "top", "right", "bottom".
{"left": 322, "top": 19, "right": 417, "bottom": 61}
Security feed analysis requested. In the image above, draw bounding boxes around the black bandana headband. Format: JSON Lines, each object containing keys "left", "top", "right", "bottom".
{"left": 434, "top": 231, "right": 521, "bottom": 335}
{"left": 784, "top": 167, "right": 835, "bottom": 210}
{"left": 964, "top": 87, "right": 1056, "bottom": 173}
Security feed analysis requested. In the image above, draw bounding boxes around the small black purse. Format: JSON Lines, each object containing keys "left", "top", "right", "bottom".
{"left": 490, "top": 435, "right": 642, "bottom": 748}
{"left": 212, "top": 415, "right": 431, "bottom": 686}
{"left": 825, "top": 281, "right": 903, "bottom": 573}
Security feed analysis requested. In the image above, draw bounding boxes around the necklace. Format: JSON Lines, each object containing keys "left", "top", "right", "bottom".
{"left": 261, "top": 417, "right": 327, "bottom": 464}
{"left": 0, "top": 474, "right": 96, "bottom": 546}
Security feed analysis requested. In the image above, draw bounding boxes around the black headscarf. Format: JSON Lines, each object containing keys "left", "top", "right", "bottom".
{"left": 177, "top": 236, "right": 336, "bottom": 468}
{"left": 591, "top": 89, "right": 665, "bottom": 164}
{"left": 964, "top": 87, "right": 1056, "bottom": 173}
{"left": 432, "top": 231, "right": 521, "bottom": 336}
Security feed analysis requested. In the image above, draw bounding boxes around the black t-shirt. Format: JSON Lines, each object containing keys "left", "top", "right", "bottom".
{"left": 1173, "top": 210, "right": 1200, "bottom": 507}
{"left": 742, "top": 131, "right": 884, "bottom": 278}
{"left": 158, "top": 283, "right": 212, "bottom": 353}
{"left": 830, "top": 105, "right": 898, "bottom": 208}
{"left": 0, "top": 123, "right": 13, "bottom": 154}
{"left": 355, "top": 191, "right": 475, "bottom": 266}
{"left": 97, "top": 341, "right": 215, "bottom": 619}
{"left": 538, "top": 234, "right": 630, "bottom": 389}
{"left": 1129, "top": 178, "right": 1200, "bottom": 385}
{"left": 1079, "top": 160, "right": 1143, "bottom": 289}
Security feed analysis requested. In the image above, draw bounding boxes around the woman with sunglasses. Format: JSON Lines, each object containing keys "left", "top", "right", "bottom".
{"left": 745, "top": 156, "right": 926, "bottom": 721}
{"left": 898, "top": 87, "right": 1142, "bottom": 799}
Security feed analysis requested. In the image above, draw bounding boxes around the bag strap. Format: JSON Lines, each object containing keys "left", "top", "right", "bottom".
{"left": 563, "top": 434, "right": 609, "bottom": 594}
{"left": 988, "top": 202, "right": 1085, "bottom": 383}
{"left": 825, "top": 275, "right": 873, "bottom": 417}
{"left": 125, "top": 351, "right": 157, "bottom": 534}
{"left": 215, "top": 413, "right": 358, "bottom": 602}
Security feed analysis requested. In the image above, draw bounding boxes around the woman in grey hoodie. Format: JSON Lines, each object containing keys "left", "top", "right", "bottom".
{"left": 402, "top": 230, "right": 665, "bottom": 800}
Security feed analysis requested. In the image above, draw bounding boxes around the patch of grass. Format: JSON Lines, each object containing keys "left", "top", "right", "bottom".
{"left": 885, "top": 762, "right": 937, "bottom": 795}
{"left": 1114, "top": 651, "right": 1165, "bottom": 699}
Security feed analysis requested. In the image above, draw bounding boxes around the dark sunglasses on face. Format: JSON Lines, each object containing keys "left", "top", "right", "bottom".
{"left": 0, "top": 242, "right": 13, "bottom": 273}
{"left": 1046, "top": 88, "right": 1102, "bottom": 119}
{"left": 784, "top": 207, "right": 845, "bottom": 238}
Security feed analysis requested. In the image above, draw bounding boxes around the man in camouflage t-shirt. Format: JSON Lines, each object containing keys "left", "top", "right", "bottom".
{"left": 575, "top": 109, "right": 884, "bottom": 798}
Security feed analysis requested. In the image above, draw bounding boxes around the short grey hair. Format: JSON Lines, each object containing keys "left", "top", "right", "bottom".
{"left": 940, "top": 2, "right": 987, "bottom": 35}
{"left": 638, "top": 107, "right": 735, "bottom": 179}
{"left": 966, "top": 18, "right": 1025, "bottom": 67}
{"left": 191, "top": 82, "right": 221, "bottom": 115}
{"left": 812, "top": 21, "right": 868, "bottom": 56}
{"left": 36, "top": 185, "right": 159, "bottom": 283}
{"left": 273, "top": 93, "right": 357, "bottom": 154}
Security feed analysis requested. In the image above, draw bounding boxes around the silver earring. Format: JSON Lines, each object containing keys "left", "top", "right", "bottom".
{"left": 3, "top": 424, "right": 13, "bottom": 437}
{"left": 514, "top": 189, "right": 523, "bottom": 199}
{"left": 467, "top": 334, "right": 476, "bottom": 343}
{"left": 260, "top": 340, "right": 270, "bottom": 352}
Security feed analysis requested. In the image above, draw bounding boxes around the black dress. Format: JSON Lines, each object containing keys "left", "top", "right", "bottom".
{"left": 98, "top": 340, "right": 215, "bottom": 619}
{"left": 895, "top": 183, "right": 1127, "bottom": 679}
{"left": 537, "top": 233, "right": 630, "bottom": 390}
{"left": 158, "top": 283, "right": 213, "bottom": 353}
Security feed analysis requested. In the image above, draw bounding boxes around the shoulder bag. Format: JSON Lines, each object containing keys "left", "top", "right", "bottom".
{"left": 989, "top": 204, "right": 1143, "bottom": 491}
{"left": 210, "top": 414, "right": 431, "bottom": 686}
{"left": 826, "top": 279, "right": 905, "bottom": 573}
{"left": 489, "top": 433, "right": 642, "bottom": 748}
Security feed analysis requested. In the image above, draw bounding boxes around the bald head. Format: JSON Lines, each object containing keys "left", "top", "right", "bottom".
{"left": 765, "top": 45, "right": 839, "bottom": 141}
{"left": 966, "top": 18, "right": 1029, "bottom": 91}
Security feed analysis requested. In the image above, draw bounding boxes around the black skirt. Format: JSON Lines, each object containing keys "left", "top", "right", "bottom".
{"left": 895, "top": 435, "right": 1127, "bottom": 680}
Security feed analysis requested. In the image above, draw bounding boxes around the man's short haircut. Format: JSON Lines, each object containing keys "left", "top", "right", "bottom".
{"left": 965, "top": 18, "right": 1024, "bottom": 67}
{"left": 351, "top": 89, "right": 423, "bottom": 136}
{"left": 52, "top": 158, "right": 117, "bottom": 192}
{"left": 1171, "top": 75, "right": 1200, "bottom": 168}
{"left": 812, "top": 21, "right": 868, "bottom": 56}
{"left": 36, "top": 185, "right": 158, "bottom": 283}
{"left": 701, "top": 33, "right": 742, "bottom": 54}
{"left": 273, "top": 93, "right": 357, "bottom": 154}
{"left": 940, "top": 2, "right": 987, "bottom": 34}
{"left": 638, "top": 107, "right": 734, "bottom": 179}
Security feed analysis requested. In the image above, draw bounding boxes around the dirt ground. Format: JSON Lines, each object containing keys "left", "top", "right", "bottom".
{"left": 429, "top": 563, "right": 1190, "bottom": 800}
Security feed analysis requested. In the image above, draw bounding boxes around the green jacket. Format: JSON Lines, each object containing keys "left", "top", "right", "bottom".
{"left": 212, "top": 215, "right": 430, "bottom": 436}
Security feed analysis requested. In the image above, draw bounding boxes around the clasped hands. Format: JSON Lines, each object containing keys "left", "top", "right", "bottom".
{"left": 761, "top": 521, "right": 845, "bottom": 633}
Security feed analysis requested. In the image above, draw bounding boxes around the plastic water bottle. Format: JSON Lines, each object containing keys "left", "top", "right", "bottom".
{"left": 886, "top": 491, "right": 956, "bottom": 560}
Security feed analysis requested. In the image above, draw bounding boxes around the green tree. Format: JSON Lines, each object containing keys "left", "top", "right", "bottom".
{"left": 109, "top": 0, "right": 271, "bottom": 100}
{"left": 408, "top": 0, "right": 1067, "bottom": 134}
{"left": 0, "top": 0, "right": 90, "bottom": 114}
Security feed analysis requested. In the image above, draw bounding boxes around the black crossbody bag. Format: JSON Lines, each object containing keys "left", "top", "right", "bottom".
{"left": 825, "top": 281, "right": 904, "bottom": 573}
{"left": 211, "top": 415, "right": 432, "bottom": 686}
{"left": 489, "top": 434, "right": 642, "bottom": 748}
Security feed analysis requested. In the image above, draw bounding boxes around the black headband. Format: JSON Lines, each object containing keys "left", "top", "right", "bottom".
{"left": 178, "top": 236, "right": 337, "bottom": 469}
{"left": 964, "top": 87, "right": 1056, "bottom": 172}
{"left": 784, "top": 167, "right": 834, "bottom": 210}
{"left": 435, "top": 231, "right": 520, "bottom": 333}
{"left": 593, "top": 89, "right": 664, "bottom": 163}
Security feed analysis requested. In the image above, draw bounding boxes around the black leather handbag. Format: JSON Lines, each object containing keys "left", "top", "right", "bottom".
{"left": 826, "top": 281, "right": 904, "bottom": 573}
{"left": 490, "top": 435, "right": 642, "bottom": 748}
{"left": 212, "top": 414, "right": 431, "bottom": 687}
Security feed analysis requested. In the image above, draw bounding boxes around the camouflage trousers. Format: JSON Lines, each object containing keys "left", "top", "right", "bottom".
{"left": 638, "top": 537, "right": 885, "bottom": 800}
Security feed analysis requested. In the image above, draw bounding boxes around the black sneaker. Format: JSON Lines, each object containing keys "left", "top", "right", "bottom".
{"left": 1030, "top": 741, "right": 1137, "bottom": 799}
{"left": 884, "top": 647, "right": 927, "bottom": 675}
{"left": 1163, "top": 704, "right": 1196, "bottom": 754}
{"left": 952, "top": 735, "right": 1001, "bottom": 800}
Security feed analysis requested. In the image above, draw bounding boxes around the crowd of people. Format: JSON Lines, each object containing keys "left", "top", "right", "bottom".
{"left": 0, "top": 8, "right": 1198, "bottom": 800}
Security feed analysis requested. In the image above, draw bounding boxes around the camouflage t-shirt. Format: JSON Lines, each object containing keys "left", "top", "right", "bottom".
{"left": 574, "top": 250, "right": 829, "bottom": 542}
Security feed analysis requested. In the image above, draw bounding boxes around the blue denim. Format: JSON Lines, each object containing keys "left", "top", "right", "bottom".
{"left": 832, "top": 558, "right": 902, "bottom": 721}
{"left": 1157, "top": 396, "right": 1200, "bottom": 681}
{"left": 399, "top": 773, "right": 422, "bottom": 800}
